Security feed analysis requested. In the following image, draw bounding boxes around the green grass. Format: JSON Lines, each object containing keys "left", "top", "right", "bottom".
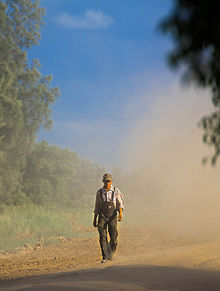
{"left": 0, "top": 204, "right": 93, "bottom": 250}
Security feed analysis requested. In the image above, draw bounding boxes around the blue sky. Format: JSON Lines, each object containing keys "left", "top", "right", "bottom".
{"left": 32, "top": 0, "right": 179, "bottom": 168}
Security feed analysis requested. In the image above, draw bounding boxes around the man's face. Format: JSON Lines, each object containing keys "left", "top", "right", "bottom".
{"left": 103, "top": 180, "right": 112, "bottom": 190}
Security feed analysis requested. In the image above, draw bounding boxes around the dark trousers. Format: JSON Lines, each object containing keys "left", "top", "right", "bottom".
{"left": 98, "top": 213, "right": 118, "bottom": 260}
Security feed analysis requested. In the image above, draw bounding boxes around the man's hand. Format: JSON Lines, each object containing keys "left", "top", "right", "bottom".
{"left": 118, "top": 208, "right": 123, "bottom": 222}
{"left": 93, "top": 214, "right": 98, "bottom": 227}
{"left": 93, "top": 219, "right": 98, "bottom": 227}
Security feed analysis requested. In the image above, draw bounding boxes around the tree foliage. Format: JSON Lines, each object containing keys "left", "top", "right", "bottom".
{"left": 23, "top": 141, "right": 105, "bottom": 207}
{"left": 0, "top": 0, "right": 106, "bottom": 208}
{"left": 160, "top": 0, "right": 220, "bottom": 164}
{"left": 0, "top": 0, "right": 59, "bottom": 203}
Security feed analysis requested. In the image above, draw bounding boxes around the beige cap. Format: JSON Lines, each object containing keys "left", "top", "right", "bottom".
{"left": 102, "top": 173, "right": 112, "bottom": 181}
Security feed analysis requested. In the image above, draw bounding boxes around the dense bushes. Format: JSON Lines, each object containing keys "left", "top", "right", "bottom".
{"left": 0, "top": 139, "right": 105, "bottom": 207}
{"left": 22, "top": 141, "right": 105, "bottom": 207}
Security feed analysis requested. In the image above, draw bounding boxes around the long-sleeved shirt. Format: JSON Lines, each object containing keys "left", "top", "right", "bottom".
{"left": 94, "top": 185, "right": 124, "bottom": 215}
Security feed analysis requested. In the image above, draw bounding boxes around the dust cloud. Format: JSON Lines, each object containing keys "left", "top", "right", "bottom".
{"left": 118, "top": 83, "right": 220, "bottom": 240}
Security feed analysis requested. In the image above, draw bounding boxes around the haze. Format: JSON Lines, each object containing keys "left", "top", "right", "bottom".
{"left": 118, "top": 82, "right": 220, "bottom": 240}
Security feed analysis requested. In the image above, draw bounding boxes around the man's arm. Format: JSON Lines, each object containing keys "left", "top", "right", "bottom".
{"left": 93, "top": 191, "right": 101, "bottom": 227}
{"left": 118, "top": 208, "right": 123, "bottom": 222}
{"left": 93, "top": 213, "right": 98, "bottom": 227}
{"left": 115, "top": 188, "right": 124, "bottom": 222}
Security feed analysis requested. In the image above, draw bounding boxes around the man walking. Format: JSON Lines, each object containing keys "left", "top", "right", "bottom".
{"left": 93, "top": 173, "right": 124, "bottom": 263}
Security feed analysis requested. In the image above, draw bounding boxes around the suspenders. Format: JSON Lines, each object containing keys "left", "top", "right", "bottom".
{"left": 99, "top": 187, "right": 115, "bottom": 202}
{"left": 99, "top": 187, "right": 116, "bottom": 218}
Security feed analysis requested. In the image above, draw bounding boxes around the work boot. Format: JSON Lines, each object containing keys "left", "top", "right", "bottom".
{"left": 101, "top": 255, "right": 112, "bottom": 263}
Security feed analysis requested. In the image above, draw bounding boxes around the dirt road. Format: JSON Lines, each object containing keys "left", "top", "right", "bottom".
{"left": 1, "top": 224, "right": 220, "bottom": 290}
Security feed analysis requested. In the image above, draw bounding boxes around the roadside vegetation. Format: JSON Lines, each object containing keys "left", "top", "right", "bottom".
{"left": 0, "top": 140, "right": 104, "bottom": 250}
{"left": 0, "top": 205, "right": 93, "bottom": 250}
{"left": 0, "top": 1, "right": 105, "bottom": 250}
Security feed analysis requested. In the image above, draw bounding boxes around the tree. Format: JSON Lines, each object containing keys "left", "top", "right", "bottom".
{"left": 0, "top": 0, "right": 59, "bottom": 204}
{"left": 23, "top": 141, "right": 105, "bottom": 207}
{"left": 160, "top": 0, "right": 220, "bottom": 164}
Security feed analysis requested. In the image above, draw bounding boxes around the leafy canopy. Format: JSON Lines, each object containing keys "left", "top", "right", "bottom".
{"left": 0, "top": 0, "right": 105, "bottom": 208}
{"left": 160, "top": 0, "right": 220, "bottom": 164}
{"left": 0, "top": 0, "right": 59, "bottom": 203}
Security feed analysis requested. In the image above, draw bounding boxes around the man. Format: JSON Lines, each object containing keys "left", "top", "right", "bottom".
{"left": 93, "top": 173, "right": 124, "bottom": 263}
